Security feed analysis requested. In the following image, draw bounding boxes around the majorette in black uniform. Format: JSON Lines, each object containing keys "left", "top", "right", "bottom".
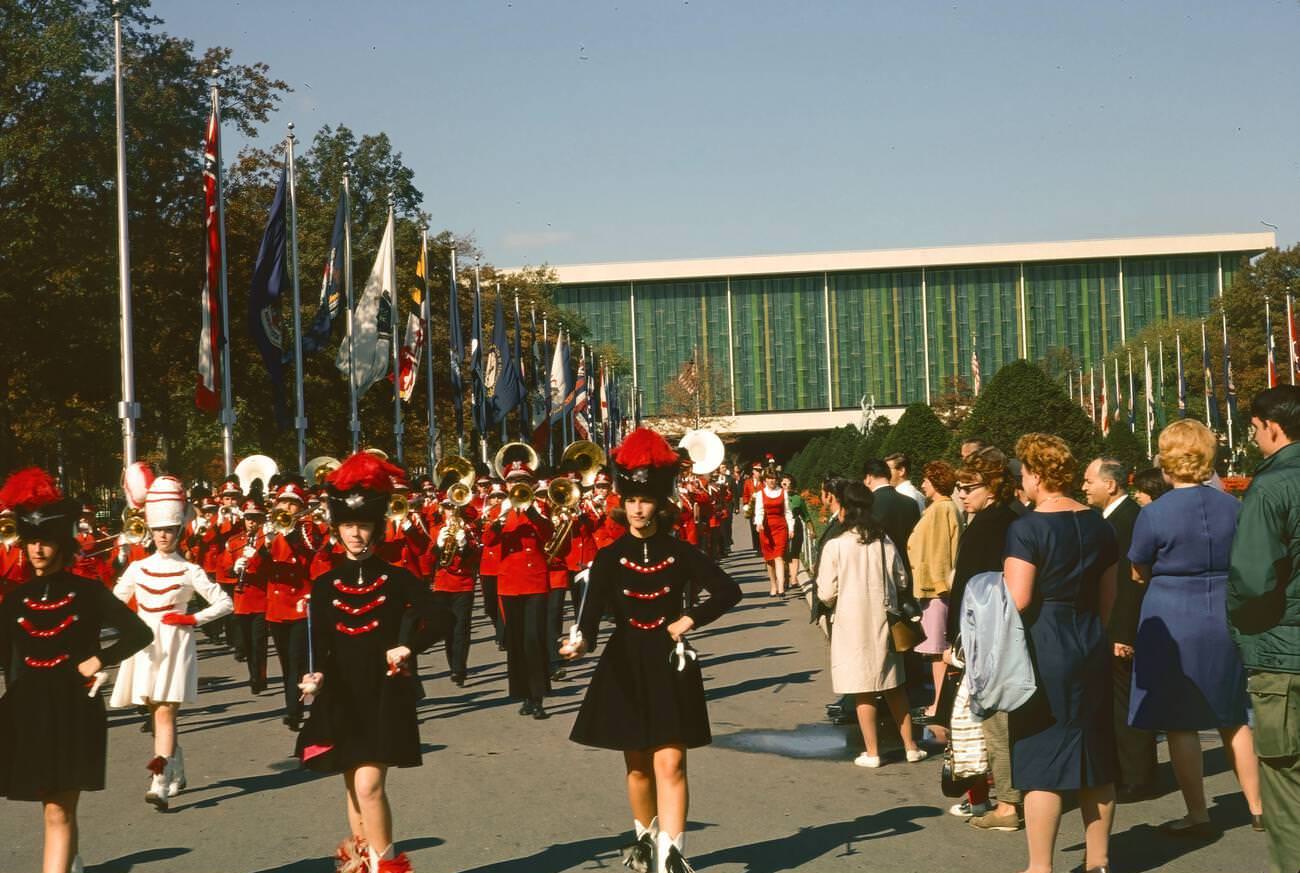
{"left": 565, "top": 429, "right": 741, "bottom": 873}
{"left": 0, "top": 467, "right": 152, "bottom": 873}
{"left": 293, "top": 452, "right": 450, "bottom": 873}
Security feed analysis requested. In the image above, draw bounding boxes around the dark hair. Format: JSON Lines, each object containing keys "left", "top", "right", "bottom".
{"left": 780, "top": 472, "right": 798, "bottom": 490}
{"left": 861, "top": 458, "right": 890, "bottom": 481}
{"left": 840, "top": 482, "right": 887, "bottom": 544}
{"left": 821, "top": 475, "right": 852, "bottom": 502}
{"left": 610, "top": 495, "right": 679, "bottom": 529}
{"left": 1251, "top": 385, "right": 1300, "bottom": 440}
{"left": 883, "top": 452, "right": 910, "bottom": 475}
{"left": 961, "top": 436, "right": 989, "bottom": 452}
{"left": 1094, "top": 456, "right": 1128, "bottom": 489}
{"left": 1133, "top": 467, "right": 1170, "bottom": 502}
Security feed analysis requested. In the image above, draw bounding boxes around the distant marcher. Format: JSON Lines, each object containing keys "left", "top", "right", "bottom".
{"left": 817, "top": 483, "right": 925, "bottom": 769}
{"left": 907, "top": 461, "right": 960, "bottom": 721}
{"left": 1129, "top": 420, "right": 1263, "bottom": 837}
{"left": 1004, "top": 433, "right": 1118, "bottom": 873}
{"left": 1229, "top": 386, "right": 1300, "bottom": 873}
{"left": 1081, "top": 456, "right": 1158, "bottom": 802}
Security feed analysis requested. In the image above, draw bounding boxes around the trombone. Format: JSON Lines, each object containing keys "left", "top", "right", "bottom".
{"left": 79, "top": 508, "right": 151, "bottom": 558}
{"left": 544, "top": 476, "right": 583, "bottom": 559}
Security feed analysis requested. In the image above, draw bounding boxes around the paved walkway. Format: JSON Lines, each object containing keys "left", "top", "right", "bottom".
{"left": 1, "top": 522, "right": 1268, "bottom": 871}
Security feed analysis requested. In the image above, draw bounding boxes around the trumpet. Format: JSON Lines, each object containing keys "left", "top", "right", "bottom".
{"left": 434, "top": 455, "right": 476, "bottom": 506}
{"left": 269, "top": 507, "right": 306, "bottom": 535}
{"left": 122, "top": 508, "right": 149, "bottom": 545}
{"left": 0, "top": 516, "right": 18, "bottom": 547}
{"left": 544, "top": 477, "right": 582, "bottom": 559}
{"left": 507, "top": 481, "right": 535, "bottom": 510}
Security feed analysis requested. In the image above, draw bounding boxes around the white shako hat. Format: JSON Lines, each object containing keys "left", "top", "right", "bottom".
{"left": 144, "top": 475, "right": 191, "bottom": 529}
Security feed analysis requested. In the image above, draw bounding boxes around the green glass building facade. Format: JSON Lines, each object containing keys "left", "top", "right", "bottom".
{"left": 552, "top": 234, "right": 1271, "bottom": 423}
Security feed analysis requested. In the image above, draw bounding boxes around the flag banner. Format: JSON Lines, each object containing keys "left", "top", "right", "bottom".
{"left": 447, "top": 251, "right": 464, "bottom": 439}
{"left": 487, "top": 294, "right": 524, "bottom": 424}
{"left": 1144, "top": 346, "right": 1156, "bottom": 435}
{"left": 386, "top": 312, "right": 422, "bottom": 402}
{"left": 335, "top": 211, "right": 394, "bottom": 398}
{"left": 677, "top": 357, "right": 698, "bottom": 395}
{"left": 970, "top": 342, "right": 981, "bottom": 395}
{"left": 1100, "top": 374, "right": 1110, "bottom": 436}
{"left": 1126, "top": 354, "right": 1136, "bottom": 431}
{"left": 197, "top": 100, "right": 223, "bottom": 414}
{"left": 549, "top": 331, "right": 571, "bottom": 423}
{"left": 470, "top": 270, "right": 487, "bottom": 436}
{"left": 573, "top": 352, "right": 590, "bottom": 440}
{"left": 531, "top": 310, "right": 546, "bottom": 427}
{"left": 301, "top": 190, "right": 345, "bottom": 355}
{"left": 410, "top": 242, "right": 426, "bottom": 308}
{"left": 1112, "top": 358, "right": 1122, "bottom": 424}
{"left": 1176, "top": 334, "right": 1188, "bottom": 419}
{"left": 248, "top": 168, "right": 290, "bottom": 429}
{"left": 1202, "top": 323, "right": 1222, "bottom": 430}
{"left": 1289, "top": 295, "right": 1300, "bottom": 383}
{"left": 1155, "top": 339, "right": 1167, "bottom": 429}
{"left": 1223, "top": 316, "right": 1238, "bottom": 424}
{"left": 514, "top": 296, "right": 530, "bottom": 434}
{"left": 1266, "top": 303, "right": 1278, "bottom": 388}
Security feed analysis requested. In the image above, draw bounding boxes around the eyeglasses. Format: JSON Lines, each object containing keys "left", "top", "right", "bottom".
{"left": 954, "top": 481, "right": 986, "bottom": 494}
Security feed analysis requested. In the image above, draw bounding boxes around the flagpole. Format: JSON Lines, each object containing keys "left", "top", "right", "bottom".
{"left": 474, "top": 258, "right": 486, "bottom": 466}
{"left": 1144, "top": 344, "right": 1153, "bottom": 459}
{"left": 389, "top": 196, "right": 403, "bottom": 464}
{"left": 1223, "top": 312, "right": 1234, "bottom": 452}
{"left": 343, "top": 161, "right": 360, "bottom": 453}
{"left": 112, "top": 1, "right": 141, "bottom": 466}
{"left": 285, "top": 123, "right": 307, "bottom": 473}
{"left": 497, "top": 284, "right": 508, "bottom": 445}
{"left": 421, "top": 227, "right": 438, "bottom": 470}
{"left": 203, "top": 85, "right": 235, "bottom": 474}
{"left": 1202, "top": 321, "right": 1212, "bottom": 429}
{"left": 449, "top": 240, "right": 464, "bottom": 457}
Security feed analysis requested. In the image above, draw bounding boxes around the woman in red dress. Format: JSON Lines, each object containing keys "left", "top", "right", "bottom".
{"left": 751, "top": 466, "right": 793, "bottom": 597}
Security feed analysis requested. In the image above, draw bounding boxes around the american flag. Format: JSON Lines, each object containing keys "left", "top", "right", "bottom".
{"left": 970, "top": 342, "right": 981, "bottom": 395}
{"left": 573, "top": 351, "right": 590, "bottom": 439}
{"left": 678, "top": 357, "right": 698, "bottom": 395}
{"left": 1100, "top": 374, "right": 1110, "bottom": 436}
{"left": 196, "top": 99, "right": 223, "bottom": 413}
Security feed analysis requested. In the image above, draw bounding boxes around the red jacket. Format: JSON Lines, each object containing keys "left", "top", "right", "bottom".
{"left": 483, "top": 507, "right": 554, "bottom": 596}
{"left": 378, "top": 518, "right": 432, "bottom": 578}
{"left": 220, "top": 530, "right": 268, "bottom": 615}
{"left": 260, "top": 527, "right": 315, "bottom": 622}
{"left": 429, "top": 516, "right": 480, "bottom": 593}
{"left": 477, "top": 504, "right": 503, "bottom": 576}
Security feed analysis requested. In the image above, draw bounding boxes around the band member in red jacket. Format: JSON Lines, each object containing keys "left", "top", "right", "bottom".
{"left": 379, "top": 480, "right": 431, "bottom": 580}
{"left": 219, "top": 500, "right": 269, "bottom": 691}
{"left": 482, "top": 462, "right": 554, "bottom": 719}
{"left": 259, "top": 480, "right": 315, "bottom": 731}
{"left": 429, "top": 494, "right": 480, "bottom": 686}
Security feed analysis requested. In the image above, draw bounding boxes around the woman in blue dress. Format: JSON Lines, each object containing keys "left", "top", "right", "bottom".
{"left": 1128, "top": 420, "right": 1263, "bottom": 836}
{"left": 1003, "top": 434, "right": 1117, "bottom": 873}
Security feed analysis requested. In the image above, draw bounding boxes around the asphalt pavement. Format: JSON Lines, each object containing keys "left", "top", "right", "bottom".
{"left": 1, "top": 518, "right": 1269, "bottom": 872}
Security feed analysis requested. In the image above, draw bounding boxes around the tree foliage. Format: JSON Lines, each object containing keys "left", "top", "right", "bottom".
{"left": 879, "top": 403, "right": 952, "bottom": 480}
{"left": 958, "top": 360, "right": 1102, "bottom": 463}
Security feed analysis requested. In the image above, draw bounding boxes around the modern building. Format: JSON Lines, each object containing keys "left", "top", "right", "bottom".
{"left": 550, "top": 232, "right": 1273, "bottom": 434}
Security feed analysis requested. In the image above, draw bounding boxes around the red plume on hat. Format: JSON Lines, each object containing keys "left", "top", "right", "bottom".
{"left": 327, "top": 452, "right": 403, "bottom": 495}
{"left": 0, "top": 467, "right": 64, "bottom": 511}
{"left": 613, "top": 428, "right": 678, "bottom": 470}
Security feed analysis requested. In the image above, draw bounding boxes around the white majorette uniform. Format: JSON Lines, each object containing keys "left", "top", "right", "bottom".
{"left": 111, "top": 475, "right": 232, "bottom": 710}
{"left": 110, "top": 550, "right": 232, "bottom": 706}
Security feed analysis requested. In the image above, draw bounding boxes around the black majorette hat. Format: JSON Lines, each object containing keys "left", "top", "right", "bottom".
{"left": 611, "top": 428, "right": 679, "bottom": 503}
{"left": 324, "top": 452, "right": 402, "bottom": 528}
{"left": 0, "top": 467, "right": 79, "bottom": 551}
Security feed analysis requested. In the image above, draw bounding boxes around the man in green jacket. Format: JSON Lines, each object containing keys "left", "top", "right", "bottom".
{"left": 1228, "top": 386, "right": 1300, "bottom": 873}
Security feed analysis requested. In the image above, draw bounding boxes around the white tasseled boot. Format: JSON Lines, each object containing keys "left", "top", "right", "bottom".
{"left": 166, "top": 746, "right": 186, "bottom": 796}
{"left": 144, "top": 756, "right": 169, "bottom": 811}
{"left": 622, "top": 816, "right": 657, "bottom": 872}
{"left": 655, "top": 831, "right": 694, "bottom": 873}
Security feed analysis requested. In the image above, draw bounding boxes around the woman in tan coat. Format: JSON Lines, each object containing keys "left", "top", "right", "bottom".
{"left": 817, "top": 482, "right": 925, "bottom": 768}
{"left": 907, "top": 460, "right": 960, "bottom": 720}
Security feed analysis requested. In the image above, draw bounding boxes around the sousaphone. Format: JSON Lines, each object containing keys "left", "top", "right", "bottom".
{"left": 678, "top": 429, "right": 725, "bottom": 475}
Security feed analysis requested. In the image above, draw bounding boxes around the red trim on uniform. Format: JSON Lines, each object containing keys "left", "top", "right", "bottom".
{"left": 333, "top": 575, "right": 387, "bottom": 595}
{"left": 332, "top": 596, "right": 386, "bottom": 616}
{"left": 618, "top": 556, "right": 676, "bottom": 574}
{"left": 18, "top": 614, "right": 77, "bottom": 637}
{"left": 622, "top": 585, "right": 672, "bottom": 600}
{"left": 138, "top": 602, "right": 177, "bottom": 613}
{"left": 138, "top": 583, "right": 182, "bottom": 595}
{"left": 141, "top": 567, "right": 186, "bottom": 578}
{"left": 627, "top": 616, "right": 666, "bottom": 630}
{"left": 23, "top": 593, "right": 75, "bottom": 611}
{"left": 146, "top": 755, "right": 167, "bottom": 775}
{"left": 23, "top": 653, "right": 69, "bottom": 669}
{"left": 335, "top": 619, "right": 380, "bottom": 635}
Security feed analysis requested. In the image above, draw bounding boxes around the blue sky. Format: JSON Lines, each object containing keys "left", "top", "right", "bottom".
{"left": 151, "top": 0, "right": 1300, "bottom": 267}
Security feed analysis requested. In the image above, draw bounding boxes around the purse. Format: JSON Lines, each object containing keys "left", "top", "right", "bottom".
{"left": 941, "top": 676, "right": 989, "bottom": 796}
{"left": 882, "top": 538, "right": 926, "bottom": 653}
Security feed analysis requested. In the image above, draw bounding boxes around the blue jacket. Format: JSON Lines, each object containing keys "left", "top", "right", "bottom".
{"left": 959, "top": 570, "right": 1037, "bottom": 719}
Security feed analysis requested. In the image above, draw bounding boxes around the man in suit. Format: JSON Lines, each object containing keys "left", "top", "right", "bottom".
{"left": 862, "top": 458, "right": 921, "bottom": 574}
{"left": 1083, "top": 455, "right": 1158, "bottom": 801}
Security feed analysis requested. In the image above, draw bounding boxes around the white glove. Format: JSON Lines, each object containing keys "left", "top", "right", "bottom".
{"left": 573, "top": 567, "right": 591, "bottom": 587}
{"left": 242, "top": 545, "right": 256, "bottom": 559}
{"left": 401, "top": 516, "right": 412, "bottom": 532}
{"left": 669, "top": 639, "right": 699, "bottom": 672}
{"left": 233, "top": 557, "right": 248, "bottom": 575}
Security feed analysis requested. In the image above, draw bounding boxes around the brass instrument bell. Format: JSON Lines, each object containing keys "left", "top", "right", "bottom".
{"left": 559, "top": 440, "right": 607, "bottom": 488}
{"left": 0, "top": 516, "right": 18, "bottom": 547}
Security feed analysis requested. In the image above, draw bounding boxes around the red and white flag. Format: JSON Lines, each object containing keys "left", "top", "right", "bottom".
{"left": 195, "top": 100, "right": 223, "bottom": 413}
{"left": 393, "top": 313, "right": 423, "bottom": 402}
{"left": 970, "top": 345, "right": 981, "bottom": 395}
{"left": 1100, "top": 378, "right": 1110, "bottom": 436}
{"left": 1289, "top": 295, "right": 1299, "bottom": 384}
{"left": 573, "top": 353, "right": 590, "bottom": 440}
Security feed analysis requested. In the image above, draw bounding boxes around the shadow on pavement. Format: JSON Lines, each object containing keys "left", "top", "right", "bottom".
{"left": 705, "top": 669, "right": 819, "bottom": 701}
{"left": 693, "top": 806, "right": 941, "bottom": 872}
{"left": 90, "top": 847, "right": 190, "bottom": 872}
{"left": 454, "top": 823, "right": 715, "bottom": 873}
{"left": 250, "top": 836, "right": 445, "bottom": 873}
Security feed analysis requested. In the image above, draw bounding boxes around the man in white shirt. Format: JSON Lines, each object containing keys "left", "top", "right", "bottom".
{"left": 884, "top": 452, "right": 925, "bottom": 514}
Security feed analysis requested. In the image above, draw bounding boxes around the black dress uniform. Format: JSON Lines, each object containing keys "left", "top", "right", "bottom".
{"left": 569, "top": 530, "right": 741, "bottom": 751}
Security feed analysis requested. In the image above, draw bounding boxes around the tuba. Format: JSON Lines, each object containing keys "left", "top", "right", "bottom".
{"left": 494, "top": 442, "right": 540, "bottom": 510}
{"left": 678, "top": 429, "right": 725, "bottom": 476}
{"left": 434, "top": 455, "right": 476, "bottom": 506}
{"left": 304, "top": 455, "right": 340, "bottom": 486}
{"left": 559, "top": 440, "right": 607, "bottom": 488}
{"left": 234, "top": 454, "right": 279, "bottom": 499}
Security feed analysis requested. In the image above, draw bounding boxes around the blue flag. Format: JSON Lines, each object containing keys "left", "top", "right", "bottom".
{"left": 300, "top": 189, "right": 345, "bottom": 355}
{"left": 447, "top": 250, "right": 464, "bottom": 441}
{"left": 1203, "top": 324, "right": 1222, "bottom": 430}
{"left": 487, "top": 293, "right": 525, "bottom": 425}
{"left": 470, "top": 269, "right": 488, "bottom": 436}
{"left": 247, "top": 169, "right": 290, "bottom": 429}
{"left": 1223, "top": 317, "right": 1238, "bottom": 424}
{"left": 515, "top": 297, "right": 530, "bottom": 435}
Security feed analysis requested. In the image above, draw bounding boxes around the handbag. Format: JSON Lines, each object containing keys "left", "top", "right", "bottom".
{"left": 882, "top": 538, "right": 926, "bottom": 653}
{"left": 940, "top": 677, "right": 989, "bottom": 796}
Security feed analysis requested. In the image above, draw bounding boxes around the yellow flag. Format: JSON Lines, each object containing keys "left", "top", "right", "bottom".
{"left": 410, "top": 246, "right": 426, "bottom": 306}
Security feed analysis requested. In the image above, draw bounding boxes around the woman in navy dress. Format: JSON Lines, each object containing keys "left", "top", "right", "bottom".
{"left": 1003, "top": 434, "right": 1117, "bottom": 873}
{"left": 1128, "top": 420, "right": 1263, "bottom": 836}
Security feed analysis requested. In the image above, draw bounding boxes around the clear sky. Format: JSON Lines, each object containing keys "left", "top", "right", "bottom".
{"left": 150, "top": 0, "right": 1300, "bottom": 267}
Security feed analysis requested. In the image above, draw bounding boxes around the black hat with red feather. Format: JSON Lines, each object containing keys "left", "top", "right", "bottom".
{"left": 325, "top": 451, "right": 403, "bottom": 528}
{"left": 0, "top": 467, "right": 79, "bottom": 551}
{"left": 612, "top": 428, "right": 679, "bottom": 503}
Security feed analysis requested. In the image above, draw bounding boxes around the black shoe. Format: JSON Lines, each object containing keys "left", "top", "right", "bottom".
{"left": 550, "top": 668, "right": 567, "bottom": 681}
{"left": 234, "top": 653, "right": 247, "bottom": 662}
{"left": 532, "top": 703, "right": 550, "bottom": 720}
{"left": 518, "top": 700, "right": 536, "bottom": 716}
{"left": 284, "top": 715, "right": 302, "bottom": 732}
{"left": 1115, "top": 782, "right": 1158, "bottom": 804}
{"left": 621, "top": 833, "right": 654, "bottom": 873}
{"left": 451, "top": 673, "right": 466, "bottom": 687}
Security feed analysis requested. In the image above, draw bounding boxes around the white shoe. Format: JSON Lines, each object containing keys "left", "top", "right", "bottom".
{"left": 71, "top": 855, "right": 85, "bottom": 873}
{"left": 949, "top": 799, "right": 991, "bottom": 818}
{"left": 166, "top": 746, "right": 186, "bottom": 797}
{"left": 906, "top": 748, "right": 928, "bottom": 763}
{"left": 145, "top": 771, "right": 168, "bottom": 811}
{"left": 853, "top": 753, "right": 882, "bottom": 768}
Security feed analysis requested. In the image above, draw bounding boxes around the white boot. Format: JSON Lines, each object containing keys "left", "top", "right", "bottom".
{"left": 622, "top": 816, "right": 657, "bottom": 872}
{"left": 70, "top": 855, "right": 85, "bottom": 873}
{"left": 166, "top": 746, "right": 186, "bottom": 797}
{"left": 655, "top": 831, "right": 693, "bottom": 873}
{"left": 145, "top": 756, "right": 168, "bottom": 810}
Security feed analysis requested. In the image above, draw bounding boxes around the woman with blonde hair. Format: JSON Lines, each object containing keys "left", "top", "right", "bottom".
{"left": 1004, "top": 433, "right": 1117, "bottom": 873}
{"left": 1128, "top": 419, "right": 1263, "bottom": 836}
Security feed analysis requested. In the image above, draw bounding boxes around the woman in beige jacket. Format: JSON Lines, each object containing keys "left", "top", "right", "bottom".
{"left": 907, "top": 460, "right": 960, "bottom": 720}
{"left": 817, "top": 482, "right": 925, "bottom": 768}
